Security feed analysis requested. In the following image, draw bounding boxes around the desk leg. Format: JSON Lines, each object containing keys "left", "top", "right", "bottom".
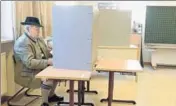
{"left": 100, "top": 72, "right": 114, "bottom": 106}
{"left": 78, "top": 81, "right": 82, "bottom": 106}
{"left": 70, "top": 80, "right": 74, "bottom": 106}
{"left": 100, "top": 72, "right": 136, "bottom": 105}
{"left": 108, "top": 72, "right": 114, "bottom": 106}
{"left": 78, "top": 81, "right": 85, "bottom": 104}
{"left": 57, "top": 80, "right": 94, "bottom": 106}
{"left": 82, "top": 81, "right": 85, "bottom": 103}
{"left": 78, "top": 81, "right": 94, "bottom": 106}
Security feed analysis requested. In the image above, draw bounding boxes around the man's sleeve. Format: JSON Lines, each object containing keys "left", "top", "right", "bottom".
{"left": 39, "top": 38, "right": 53, "bottom": 58}
{"left": 16, "top": 44, "right": 48, "bottom": 70}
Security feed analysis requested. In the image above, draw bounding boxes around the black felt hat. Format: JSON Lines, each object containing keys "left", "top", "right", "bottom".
{"left": 21, "top": 17, "right": 43, "bottom": 27}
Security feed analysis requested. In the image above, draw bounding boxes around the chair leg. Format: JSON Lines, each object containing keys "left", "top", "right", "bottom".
{"left": 7, "top": 87, "right": 25, "bottom": 106}
{"left": 7, "top": 87, "right": 40, "bottom": 106}
{"left": 24, "top": 88, "right": 41, "bottom": 97}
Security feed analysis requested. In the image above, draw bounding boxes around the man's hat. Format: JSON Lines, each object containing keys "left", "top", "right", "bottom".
{"left": 21, "top": 17, "right": 43, "bottom": 27}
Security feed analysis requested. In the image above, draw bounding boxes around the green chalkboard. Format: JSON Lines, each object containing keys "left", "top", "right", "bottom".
{"left": 145, "top": 6, "right": 176, "bottom": 44}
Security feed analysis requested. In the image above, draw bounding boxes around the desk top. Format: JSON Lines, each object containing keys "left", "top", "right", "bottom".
{"left": 35, "top": 66, "right": 91, "bottom": 81}
{"left": 95, "top": 59, "right": 143, "bottom": 72}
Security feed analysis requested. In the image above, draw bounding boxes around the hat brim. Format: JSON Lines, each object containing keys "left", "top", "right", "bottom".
{"left": 21, "top": 22, "right": 43, "bottom": 27}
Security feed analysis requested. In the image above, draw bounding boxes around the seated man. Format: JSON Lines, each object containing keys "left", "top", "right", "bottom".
{"left": 14, "top": 17, "right": 64, "bottom": 106}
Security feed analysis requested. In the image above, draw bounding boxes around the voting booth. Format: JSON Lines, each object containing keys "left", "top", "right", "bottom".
{"left": 52, "top": 5, "right": 97, "bottom": 71}
{"left": 96, "top": 9, "right": 131, "bottom": 47}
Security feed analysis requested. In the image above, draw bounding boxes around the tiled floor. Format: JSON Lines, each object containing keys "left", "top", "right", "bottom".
{"left": 3, "top": 65, "right": 176, "bottom": 106}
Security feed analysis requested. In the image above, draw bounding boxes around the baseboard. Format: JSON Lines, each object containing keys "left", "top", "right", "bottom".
{"left": 1, "top": 96, "right": 10, "bottom": 104}
{"left": 144, "top": 62, "right": 151, "bottom": 65}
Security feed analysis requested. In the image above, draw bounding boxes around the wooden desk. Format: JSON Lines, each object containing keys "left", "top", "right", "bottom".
{"left": 36, "top": 66, "right": 94, "bottom": 106}
{"left": 96, "top": 59, "right": 143, "bottom": 106}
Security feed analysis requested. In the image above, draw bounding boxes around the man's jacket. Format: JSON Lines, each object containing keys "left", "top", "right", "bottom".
{"left": 14, "top": 33, "right": 51, "bottom": 89}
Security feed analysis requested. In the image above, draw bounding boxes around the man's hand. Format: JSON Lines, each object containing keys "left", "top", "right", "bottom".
{"left": 47, "top": 58, "right": 53, "bottom": 66}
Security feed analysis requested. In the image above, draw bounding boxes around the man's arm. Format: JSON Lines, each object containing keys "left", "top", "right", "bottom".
{"left": 15, "top": 43, "right": 49, "bottom": 70}
{"left": 39, "top": 37, "right": 53, "bottom": 58}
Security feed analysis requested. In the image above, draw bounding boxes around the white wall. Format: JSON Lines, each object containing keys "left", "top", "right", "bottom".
{"left": 1, "top": 1, "right": 15, "bottom": 42}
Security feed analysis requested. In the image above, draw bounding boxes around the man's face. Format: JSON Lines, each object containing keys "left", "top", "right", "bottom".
{"left": 29, "top": 25, "right": 40, "bottom": 37}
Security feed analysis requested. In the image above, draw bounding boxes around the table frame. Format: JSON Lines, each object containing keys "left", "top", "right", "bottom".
{"left": 97, "top": 71, "right": 136, "bottom": 106}
{"left": 57, "top": 80, "right": 94, "bottom": 106}
{"left": 66, "top": 81, "right": 98, "bottom": 94}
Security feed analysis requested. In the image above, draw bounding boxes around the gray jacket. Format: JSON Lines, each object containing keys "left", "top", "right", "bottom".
{"left": 14, "top": 33, "right": 51, "bottom": 89}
